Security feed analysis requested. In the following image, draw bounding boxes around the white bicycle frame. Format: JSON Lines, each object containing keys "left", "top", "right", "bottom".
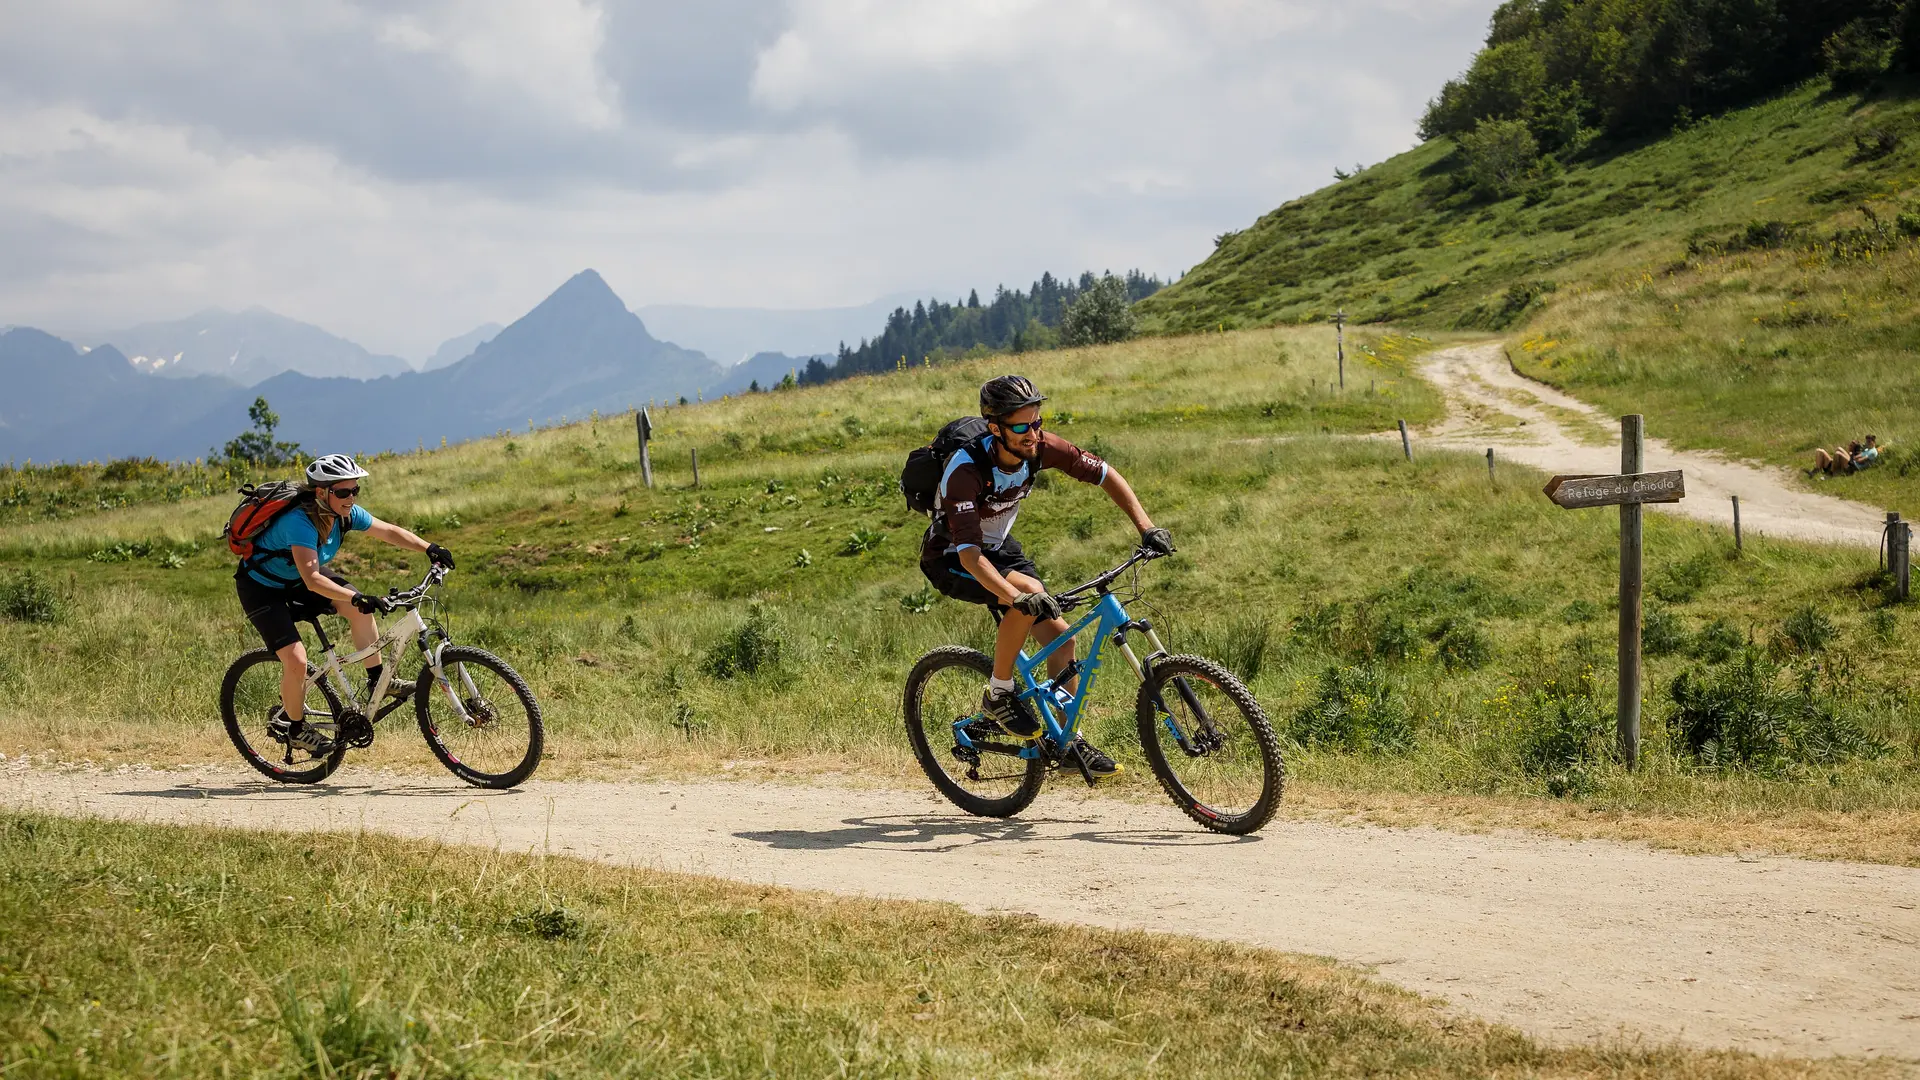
{"left": 301, "top": 596, "right": 481, "bottom": 727}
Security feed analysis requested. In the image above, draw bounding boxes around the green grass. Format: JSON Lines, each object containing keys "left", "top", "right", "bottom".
{"left": 3, "top": 326, "right": 1920, "bottom": 863}
{"left": 0, "top": 811, "right": 1886, "bottom": 1079}
{"left": 1141, "top": 78, "right": 1920, "bottom": 509}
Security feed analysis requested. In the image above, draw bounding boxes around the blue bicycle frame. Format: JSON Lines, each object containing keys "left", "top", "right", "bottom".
{"left": 950, "top": 585, "right": 1175, "bottom": 761}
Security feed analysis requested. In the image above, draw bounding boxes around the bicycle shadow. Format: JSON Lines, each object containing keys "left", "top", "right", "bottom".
{"left": 736, "top": 814, "right": 1260, "bottom": 852}
{"left": 111, "top": 780, "right": 519, "bottom": 800}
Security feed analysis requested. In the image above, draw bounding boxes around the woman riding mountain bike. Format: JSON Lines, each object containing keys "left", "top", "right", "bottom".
{"left": 233, "top": 453, "right": 454, "bottom": 757}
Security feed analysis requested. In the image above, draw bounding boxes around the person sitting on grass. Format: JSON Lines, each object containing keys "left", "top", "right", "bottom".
{"left": 1811, "top": 434, "right": 1880, "bottom": 477}
{"left": 918, "top": 374, "right": 1175, "bottom": 781}
{"left": 234, "top": 454, "right": 455, "bottom": 756}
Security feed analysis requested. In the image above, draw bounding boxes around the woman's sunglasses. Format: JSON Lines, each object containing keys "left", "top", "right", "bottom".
{"left": 999, "top": 417, "right": 1044, "bottom": 435}
{"left": 327, "top": 485, "right": 361, "bottom": 499}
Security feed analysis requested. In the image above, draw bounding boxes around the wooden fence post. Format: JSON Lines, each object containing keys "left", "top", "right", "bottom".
{"left": 1888, "top": 511, "right": 1910, "bottom": 601}
{"left": 1397, "top": 420, "right": 1412, "bottom": 461}
{"left": 1486, "top": 447, "right": 1495, "bottom": 482}
{"left": 636, "top": 408, "right": 653, "bottom": 489}
{"left": 1618, "top": 414, "right": 1644, "bottom": 769}
{"left": 691, "top": 448, "right": 701, "bottom": 489}
{"left": 1731, "top": 495, "right": 1741, "bottom": 552}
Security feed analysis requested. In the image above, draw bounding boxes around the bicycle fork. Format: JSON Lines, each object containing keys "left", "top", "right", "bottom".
{"left": 423, "top": 640, "right": 485, "bottom": 725}
{"left": 1115, "top": 623, "right": 1223, "bottom": 756}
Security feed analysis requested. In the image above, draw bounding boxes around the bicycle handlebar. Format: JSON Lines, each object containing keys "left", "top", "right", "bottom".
{"left": 383, "top": 563, "right": 451, "bottom": 610}
{"left": 1052, "top": 547, "right": 1165, "bottom": 611}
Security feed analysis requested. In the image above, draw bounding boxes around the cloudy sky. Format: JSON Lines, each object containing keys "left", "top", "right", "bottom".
{"left": 0, "top": 1, "right": 1496, "bottom": 358}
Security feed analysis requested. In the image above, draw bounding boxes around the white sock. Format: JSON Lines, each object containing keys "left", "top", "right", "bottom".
{"left": 988, "top": 676, "right": 1018, "bottom": 696}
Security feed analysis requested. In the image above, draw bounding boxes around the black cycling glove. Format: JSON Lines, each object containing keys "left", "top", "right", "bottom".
{"left": 426, "top": 543, "right": 455, "bottom": 569}
{"left": 1141, "top": 527, "right": 1176, "bottom": 556}
{"left": 1012, "top": 591, "right": 1063, "bottom": 620}
{"left": 350, "top": 591, "right": 392, "bottom": 615}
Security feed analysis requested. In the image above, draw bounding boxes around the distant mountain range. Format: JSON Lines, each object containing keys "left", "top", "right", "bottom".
{"left": 95, "top": 308, "right": 414, "bottom": 384}
{"left": 423, "top": 323, "right": 502, "bottom": 372}
{"left": 1, "top": 270, "right": 732, "bottom": 464}
{"left": 636, "top": 294, "right": 924, "bottom": 367}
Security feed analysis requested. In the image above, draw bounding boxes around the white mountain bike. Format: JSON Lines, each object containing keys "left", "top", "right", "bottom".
{"left": 219, "top": 565, "right": 544, "bottom": 789}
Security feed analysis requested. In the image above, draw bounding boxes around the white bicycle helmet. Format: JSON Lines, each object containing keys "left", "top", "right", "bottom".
{"left": 306, "top": 453, "right": 370, "bottom": 484}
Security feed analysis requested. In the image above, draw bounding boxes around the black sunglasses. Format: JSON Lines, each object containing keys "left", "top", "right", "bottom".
{"left": 999, "top": 417, "right": 1044, "bottom": 435}
{"left": 328, "top": 485, "right": 361, "bottom": 498}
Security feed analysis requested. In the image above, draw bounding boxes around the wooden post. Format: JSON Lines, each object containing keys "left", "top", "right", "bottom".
{"left": 1618, "top": 414, "right": 1644, "bottom": 769}
{"left": 1397, "top": 419, "right": 1412, "bottom": 461}
{"left": 690, "top": 448, "right": 701, "bottom": 489}
{"left": 636, "top": 408, "right": 654, "bottom": 489}
{"left": 1486, "top": 447, "right": 1495, "bottom": 481}
{"left": 1332, "top": 308, "right": 1347, "bottom": 391}
{"left": 1887, "top": 511, "right": 1910, "bottom": 601}
{"left": 1730, "top": 495, "right": 1741, "bottom": 552}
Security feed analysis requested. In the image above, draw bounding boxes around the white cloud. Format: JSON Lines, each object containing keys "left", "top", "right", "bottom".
{"left": 0, "top": 1, "right": 1500, "bottom": 358}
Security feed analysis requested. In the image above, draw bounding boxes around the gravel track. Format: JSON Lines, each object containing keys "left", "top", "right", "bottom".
{"left": 1416, "top": 343, "right": 1888, "bottom": 547}
{"left": 7, "top": 762, "right": 1918, "bottom": 1060}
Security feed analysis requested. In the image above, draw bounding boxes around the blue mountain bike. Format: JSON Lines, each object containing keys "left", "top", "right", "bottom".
{"left": 904, "top": 547, "right": 1283, "bottom": 834}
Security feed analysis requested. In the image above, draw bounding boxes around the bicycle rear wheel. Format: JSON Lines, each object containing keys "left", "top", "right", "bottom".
{"left": 416, "top": 646, "right": 544, "bottom": 789}
{"left": 1135, "top": 654, "right": 1283, "bottom": 835}
{"left": 220, "top": 648, "right": 348, "bottom": 784}
{"left": 904, "top": 646, "right": 1044, "bottom": 818}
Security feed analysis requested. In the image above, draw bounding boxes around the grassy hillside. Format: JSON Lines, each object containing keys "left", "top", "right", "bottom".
{"left": 4, "top": 327, "right": 1920, "bottom": 863}
{"left": 2, "top": 811, "right": 1870, "bottom": 1078}
{"left": 1140, "top": 80, "right": 1920, "bottom": 507}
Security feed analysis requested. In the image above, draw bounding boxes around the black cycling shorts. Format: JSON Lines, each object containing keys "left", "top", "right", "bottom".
{"left": 235, "top": 568, "right": 349, "bottom": 653}
{"left": 920, "top": 539, "right": 1041, "bottom": 618}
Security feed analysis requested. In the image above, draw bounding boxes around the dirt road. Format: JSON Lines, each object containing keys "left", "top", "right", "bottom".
{"left": 1416, "top": 344, "right": 1889, "bottom": 547}
{"left": 8, "top": 762, "right": 1918, "bottom": 1060}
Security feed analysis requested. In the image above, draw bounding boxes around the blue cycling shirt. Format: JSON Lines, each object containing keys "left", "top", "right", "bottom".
{"left": 243, "top": 504, "right": 374, "bottom": 588}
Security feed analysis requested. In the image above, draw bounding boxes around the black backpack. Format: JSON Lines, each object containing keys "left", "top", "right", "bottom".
{"left": 900, "top": 416, "right": 990, "bottom": 515}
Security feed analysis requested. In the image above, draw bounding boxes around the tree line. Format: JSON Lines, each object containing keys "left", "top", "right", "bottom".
{"left": 1421, "top": 0, "right": 1917, "bottom": 158}
{"left": 790, "top": 270, "right": 1164, "bottom": 388}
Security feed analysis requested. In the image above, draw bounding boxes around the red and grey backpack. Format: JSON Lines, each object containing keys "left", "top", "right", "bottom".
{"left": 224, "top": 481, "right": 310, "bottom": 560}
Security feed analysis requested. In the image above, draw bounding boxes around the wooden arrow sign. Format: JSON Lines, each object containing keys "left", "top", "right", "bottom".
{"left": 1544, "top": 470, "right": 1685, "bottom": 509}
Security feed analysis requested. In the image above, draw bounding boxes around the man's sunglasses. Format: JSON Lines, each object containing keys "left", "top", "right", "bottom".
{"left": 998, "top": 417, "right": 1044, "bottom": 435}
{"left": 327, "top": 485, "right": 361, "bottom": 498}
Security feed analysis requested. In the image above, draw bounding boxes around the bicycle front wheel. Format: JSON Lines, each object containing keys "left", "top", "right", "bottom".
{"left": 416, "top": 646, "right": 544, "bottom": 789}
{"left": 1135, "top": 654, "right": 1284, "bottom": 835}
{"left": 904, "top": 646, "right": 1044, "bottom": 818}
{"left": 220, "top": 648, "right": 347, "bottom": 784}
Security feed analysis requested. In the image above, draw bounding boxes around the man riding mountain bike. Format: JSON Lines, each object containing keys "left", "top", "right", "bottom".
{"left": 919, "top": 375, "right": 1174, "bottom": 780}
{"left": 232, "top": 453, "right": 455, "bottom": 757}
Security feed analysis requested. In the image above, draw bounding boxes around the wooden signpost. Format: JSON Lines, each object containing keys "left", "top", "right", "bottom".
{"left": 635, "top": 407, "right": 654, "bottom": 489}
{"left": 1543, "top": 415, "right": 1684, "bottom": 768}
{"left": 1332, "top": 308, "right": 1347, "bottom": 391}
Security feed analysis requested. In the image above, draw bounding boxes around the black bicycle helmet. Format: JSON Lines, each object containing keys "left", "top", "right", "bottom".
{"left": 979, "top": 374, "right": 1047, "bottom": 418}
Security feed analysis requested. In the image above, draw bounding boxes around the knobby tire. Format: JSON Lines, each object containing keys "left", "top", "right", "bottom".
{"left": 220, "top": 648, "right": 348, "bottom": 785}
{"left": 1135, "top": 654, "right": 1284, "bottom": 835}
{"left": 904, "top": 645, "right": 1045, "bottom": 818}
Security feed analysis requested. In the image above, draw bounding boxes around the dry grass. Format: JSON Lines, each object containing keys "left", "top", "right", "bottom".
{"left": 0, "top": 810, "right": 1899, "bottom": 1078}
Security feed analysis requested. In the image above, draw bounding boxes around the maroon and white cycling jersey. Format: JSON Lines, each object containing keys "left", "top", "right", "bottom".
{"left": 920, "top": 430, "right": 1107, "bottom": 561}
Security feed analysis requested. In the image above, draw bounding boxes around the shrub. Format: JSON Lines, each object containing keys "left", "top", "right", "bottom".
{"left": 1060, "top": 275, "right": 1138, "bottom": 347}
{"left": 0, "top": 570, "right": 63, "bottom": 624}
{"left": 1775, "top": 605, "right": 1836, "bottom": 655}
{"left": 1690, "top": 618, "right": 1743, "bottom": 664}
{"left": 900, "top": 586, "right": 938, "bottom": 614}
{"left": 1652, "top": 551, "right": 1719, "bottom": 604}
{"left": 1642, "top": 606, "right": 1689, "bottom": 657}
{"left": 1457, "top": 118, "right": 1541, "bottom": 199}
{"left": 1514, "top": 689, "right": 1612, "bottom": 795}
{"left": 1289, "top": 665, "right": 1415, "bottom": 753}
{"left": 1560, "top": 599, "right": 1599, "bottom": 624}
{"left": 1430, "top": 615, "right": 1492, "bottom": 670}
{"left": 1668, "top": 652, "right": 1887, "bottom": 772}
{"left": 701, "top": 604, "right": 785, "bottom": 679}
{"left": 1824, "top": 19, "right": 1896, "bottom": 90}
